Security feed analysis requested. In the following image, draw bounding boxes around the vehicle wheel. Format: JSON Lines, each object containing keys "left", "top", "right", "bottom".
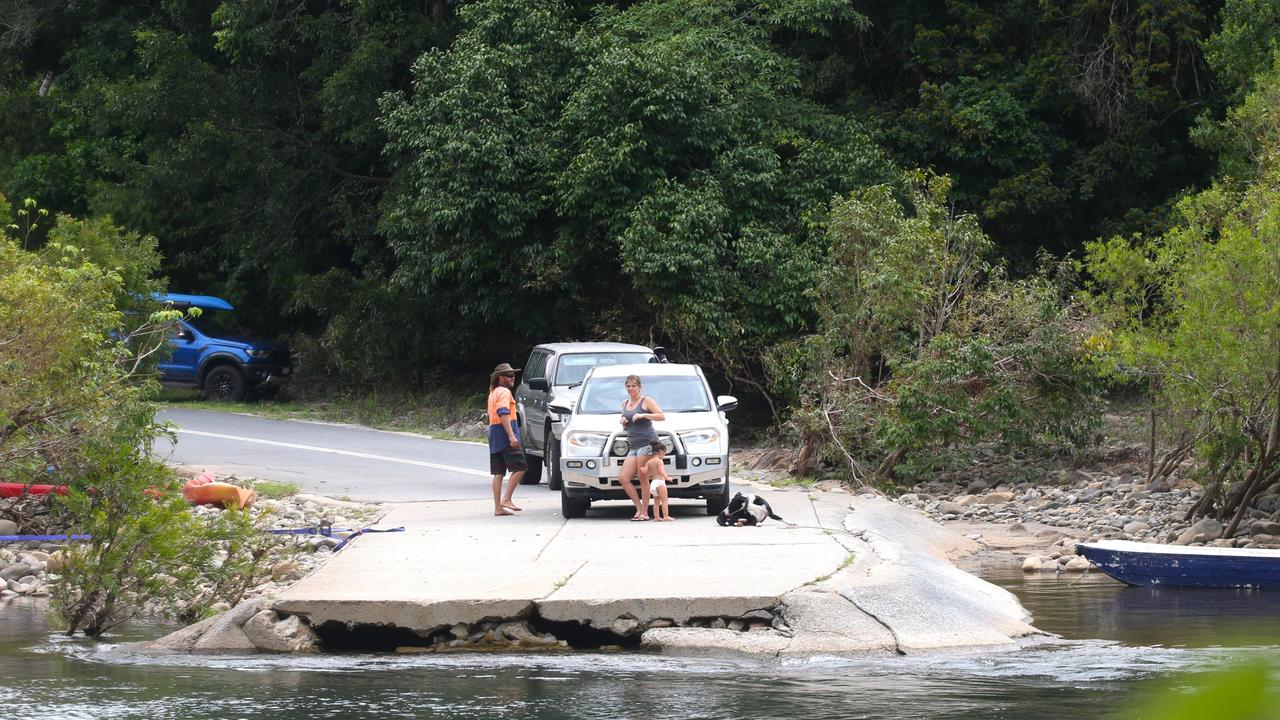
{"left": 546, "top": 436, "right": 563, "bottom": 491}
{"left": 520, "top": 450, "right": 543, "bottom": 485}
{"left": 203, "top": 366, "right": 246, "bottom": 402}
{"left": 706, "top": 474, "right": 731, "bottom": 515}
{"left": 560, "top": 486, "right": 589, "bottom": 519}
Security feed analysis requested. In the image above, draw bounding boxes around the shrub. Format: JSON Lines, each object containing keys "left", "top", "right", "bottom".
{"left": 772, "top": 172, "right": 1106, "bottom": 483}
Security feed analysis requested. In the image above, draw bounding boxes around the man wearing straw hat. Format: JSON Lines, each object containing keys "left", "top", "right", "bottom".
{"left": 487, "top": 362, "right": 526, "bottom": 516}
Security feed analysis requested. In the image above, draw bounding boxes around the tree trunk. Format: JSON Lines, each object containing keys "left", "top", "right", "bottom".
{"left": 791, "top": 434, "right": 816, "bottom": 477}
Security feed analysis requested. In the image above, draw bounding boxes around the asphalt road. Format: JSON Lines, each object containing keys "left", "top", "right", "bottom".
{"left": 153, "top": 408, "right": 502, "bottom": 503}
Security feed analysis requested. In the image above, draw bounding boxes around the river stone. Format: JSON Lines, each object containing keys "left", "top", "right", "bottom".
{"left": 449, "top": 623, "right": 469, "bottom": 640}
{"left": 0, "top": 561, "right": 37, "bottom": 581}
{"left": 979, "top": 492, "right": 1014, "bottom": 505}
{"left": 936, "top": 502, "right": 966, "bottom": 515}
{"left": 1177, "top": 518, "right": 1223, "bottom": 545}
{"left": 1021, "top": 556, "right": 1042, "bottom": 572}
{"left": 606, "top": 617, "right": 640, "bottom": 632}
{"left": 0, "top": 520, "right": 16, "bottom": 535}
{"left": 955, "top": 495, "right": 978, "bottom": 507}
{"left": 243, "top": 611, "right": 319, "bottom": 653}
{"left": 1251, "top": 521, "right": 1280, "bottom": 536}
{"left": 1123, "top": 521, "right": 1151, "bottom": 534}
{"left": 1063, "top": 557, "right": 1092, "bottom": 572}
{"left": 192, "top": 598, "right": 267, "bottom": 652}
{"left": 193, "top": 622, "right": 257, "bottom": 652}
{"left": 965, "top": 479, "right": 992, "bottom": 494}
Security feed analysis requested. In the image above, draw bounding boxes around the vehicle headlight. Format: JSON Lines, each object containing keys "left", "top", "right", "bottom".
{"left": 611, "top": 438, "right": 630, "bottom": 457}
{"left": 247, "top": 348, "right": 272, "bottom": 359}
{"left": 565, "top": 431, "right": 608, "bottom": 456}
{"left": 678, "top": 428, "right": 722, "bottom": 452}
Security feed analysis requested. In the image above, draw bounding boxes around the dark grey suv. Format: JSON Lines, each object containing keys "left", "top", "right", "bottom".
{"left": 515, "top": 342, "right": 656, "bottom": 489}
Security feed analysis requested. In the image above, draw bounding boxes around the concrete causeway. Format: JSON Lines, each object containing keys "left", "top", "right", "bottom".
{"left": 274, "top": 485, "right": 849, "bottom": 632}
{"left": 270, "top": 484, "right": 1043, "bottom": 655}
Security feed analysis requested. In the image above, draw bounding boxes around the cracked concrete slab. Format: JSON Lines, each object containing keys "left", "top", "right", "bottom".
{"left": 274, "top": 486, "right": 844, "bottom": 635}
{"left": 271, "top": 486, "right": 1041, "bottom": 656}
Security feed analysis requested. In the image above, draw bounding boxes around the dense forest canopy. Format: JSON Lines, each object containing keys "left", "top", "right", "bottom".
{"left": 0, "top": 0, "right": 1272, "bottom": 401}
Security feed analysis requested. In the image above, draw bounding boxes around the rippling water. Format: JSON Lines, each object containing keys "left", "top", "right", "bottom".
{"left": 3, "top": 568, "right": 1278, "bottom": 720}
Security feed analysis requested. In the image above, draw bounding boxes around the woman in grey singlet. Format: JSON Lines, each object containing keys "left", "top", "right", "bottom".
{"left": 619, "top": 374, "right": 665, "bottom": 520}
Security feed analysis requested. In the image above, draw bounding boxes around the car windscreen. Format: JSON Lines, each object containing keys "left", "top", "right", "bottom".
{"left": 577, "top": 375, "right": 712, "bottom": 414}
{"left": 186, "top": 310, "right": 242, "bottom": 339}
{"left": 554, "top": 353, "right": 653, "bottom": 386}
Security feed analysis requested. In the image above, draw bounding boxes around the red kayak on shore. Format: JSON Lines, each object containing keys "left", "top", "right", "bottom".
{"left": 0, "top": 483, "right": 69, "bottom": 498}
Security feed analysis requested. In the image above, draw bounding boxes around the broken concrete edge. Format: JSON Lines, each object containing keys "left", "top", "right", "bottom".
{"left": 641, "top": 495, "right": 1047, "bottom": 658}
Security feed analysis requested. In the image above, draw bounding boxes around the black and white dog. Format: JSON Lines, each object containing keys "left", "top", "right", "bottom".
{"left": 717, "top": 492, "right": 784, "bottom": 526}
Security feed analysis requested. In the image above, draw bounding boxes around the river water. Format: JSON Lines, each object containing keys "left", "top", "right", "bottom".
{"left": 3, "top": 568, "right": 1279, "bottom": 720}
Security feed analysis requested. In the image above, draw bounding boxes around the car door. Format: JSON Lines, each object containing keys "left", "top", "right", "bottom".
{"left": 158, "top": 321, "right": 201, "bottom": 383}
{"left": 518, "top": 350, "right": 551, "bottom": 452}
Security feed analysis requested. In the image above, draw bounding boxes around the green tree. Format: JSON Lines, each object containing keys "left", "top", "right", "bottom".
{"left": 381, "top": 0, "right": 892, "bottom": 399}
{"left": 776, "top": 172, "right": 1105, "bottom": 482}
{"left": 1085, "top": 153, "right": 1280, "bottom": 532}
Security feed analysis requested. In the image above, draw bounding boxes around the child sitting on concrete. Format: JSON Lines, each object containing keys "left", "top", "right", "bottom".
{"left": 644, "top": 439, "right": 673, "bottom": 521}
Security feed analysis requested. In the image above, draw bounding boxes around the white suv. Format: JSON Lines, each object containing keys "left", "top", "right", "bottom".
{"left": 515, "top": 342, "right": 657, "bottom": 489}
{"left": 549, "top": 363, "right": 736, "bottom": 519}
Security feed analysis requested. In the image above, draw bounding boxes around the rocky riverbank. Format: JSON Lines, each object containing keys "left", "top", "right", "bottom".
{"left": 896, "top": 465, "right": 1280, "bottom": 574}
{"left": 0, "top": 477, "right": 381, "bottom": 614}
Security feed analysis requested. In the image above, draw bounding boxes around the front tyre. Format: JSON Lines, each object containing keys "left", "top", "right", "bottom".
{"left": 203, "top": 366, "right": 246, "bottom": 402}
{"left": 706, "top": 474, "right": 731, "bottom": 515}
{"left": 560, "top": 486, "right": 589, "bottom": 519}
{"left": 546, "top": 437, "right": 564, "bottom": 491}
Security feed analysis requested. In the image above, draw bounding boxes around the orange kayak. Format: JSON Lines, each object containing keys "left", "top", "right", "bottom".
{"left": 0, "top": 483, "right": 68, "bottom": 498}
{"left": 182, "top": 472, "right": 256, "bottom": 509}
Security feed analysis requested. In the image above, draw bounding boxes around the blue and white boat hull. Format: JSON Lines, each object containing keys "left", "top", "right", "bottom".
{"left": 1076, "top": 540, "right": 1280, "bottom": 590}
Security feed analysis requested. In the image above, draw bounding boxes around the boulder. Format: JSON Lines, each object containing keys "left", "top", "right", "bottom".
{"left": 193, "top": 623, "right": 257, "bottom": 652}
{"left": 609, "top": 617, "right": 642, "bottom": 636}
{"left": 1250, "top": 521, "right": 1280, "bottom": 536}
{"left": 936, "top": 502, "right": 966, "bottom": 515}
{"left": 955, "top": 495, "right": 978, "bottom": 507}
{"left": 1123, "top": 521, "right": 1151, "bottom": 534}
{"left": 1063, "top": 557, "right": 1093, "bottom": 572}
{"left": 1176, "top": 518, "right": 1223, "bottom": 545}
{"left": 242, "top": 611, "right": 319, "bottom": 653}
{"left": 192, "top": 599, "right": 267, "bottom": 652}
{"left": 144, "top": 598, "right": 266, "bottom": 653}
{"left": 0, "top": 561, "right": 37, "bottom": 581}
{"left": 0, "top": 520, "right": 17, "bottom": 535}
{"left": 1021, "top": 556, "right": 1042, "bottom": 573}
{"left": 978, "top": 492, "right": 1014, "bottom": 505}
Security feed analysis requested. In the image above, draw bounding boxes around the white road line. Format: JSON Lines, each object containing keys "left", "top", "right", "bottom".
{"left": 174, "top": 428, "right": 490, "bottom": 477}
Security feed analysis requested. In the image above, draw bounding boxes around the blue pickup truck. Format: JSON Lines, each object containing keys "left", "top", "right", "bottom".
{"left": 156, "top": 293, "right": 292, "bottom": 402}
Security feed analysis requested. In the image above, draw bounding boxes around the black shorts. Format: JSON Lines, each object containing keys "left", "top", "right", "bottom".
{"left": 490, "top": 446, "right": 528, "bottom": 475}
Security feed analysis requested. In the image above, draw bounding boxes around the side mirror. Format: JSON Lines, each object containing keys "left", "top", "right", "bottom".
{"left": 716, "top": 395, "right": 738, "bottom": 412}
{"left": 175, "top": 327, "right": 193, "bottom": 342}
{"left": 548, "top": 402, "right": 573, "bottom": 416}
{"left": 527, "top": 378, "right": 549, "bottom": 392}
